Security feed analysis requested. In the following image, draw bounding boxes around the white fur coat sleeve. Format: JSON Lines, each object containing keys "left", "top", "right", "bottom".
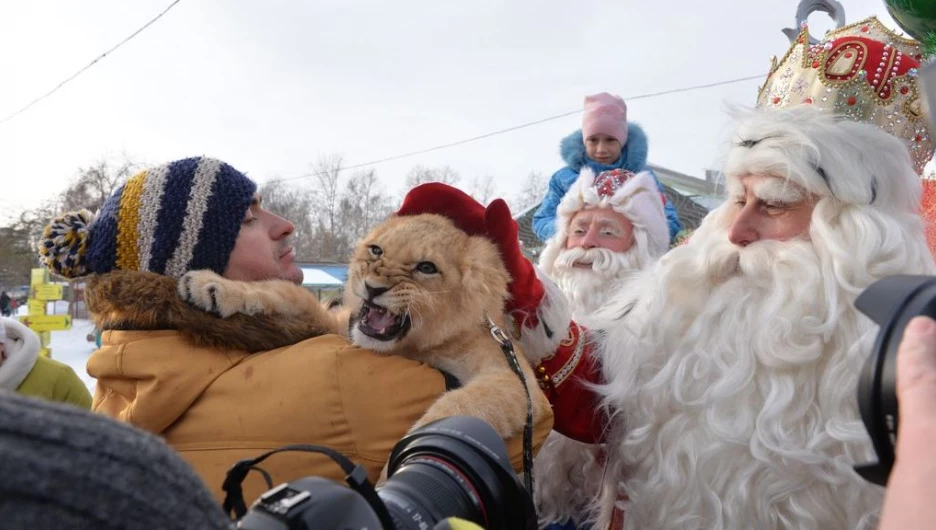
{"left": 0, "top": 317, "right": 40, "bottom": 391}
{"left": 514, "top": 266, "right": 573, "bottom": 363}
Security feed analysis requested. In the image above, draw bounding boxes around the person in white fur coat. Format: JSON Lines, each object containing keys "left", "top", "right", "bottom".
{"left": 0, "top": 317, "right": 91, "bottom": 408}
{"left": 533, "top": 167, "right": 669, "bottom": 529}
{"left": 507, "top": 105, "right": 936, "bottom": 529}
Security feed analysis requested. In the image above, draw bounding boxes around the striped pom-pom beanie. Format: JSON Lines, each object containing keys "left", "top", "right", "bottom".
{"left": 39, "top": 157, "right": 256, "bottom": 279}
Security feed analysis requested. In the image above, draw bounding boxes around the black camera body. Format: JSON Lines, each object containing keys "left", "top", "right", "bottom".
{"left": 854, "top": 275, "right": 936, "bottom": 485}
{"left": 853, "top": 58, "right": 936, "bottom": 486}
{"left": 231, "top": 415, "right": 536, "bottom": 530}
{"left": 238, "top": 477, "right": 386, "bottom": 529}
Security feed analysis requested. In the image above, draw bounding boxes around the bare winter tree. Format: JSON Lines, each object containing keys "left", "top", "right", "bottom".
{"left": 336, "top": 169, "right": 395, "bottom": 259}
{"left": 0, "top": 224, "right": 35, "bottom": 290}
{"left": 264, "top": 156, "right": 396, "bottom": 263}
{"left": 510, "top": 171, "right": 548, "bottom": 213}
{"left": 59, "top": 157, "right": 141, "bottom": 213}
{"left": 403, "top": 165, "right": 462, "bottom": 190}
{"left": 13, "top": 156, "right": 138, "bottom": 249}
{"left": 1, "top": 154, "right": 141, "bottom": 289}
{"left": 0, "top": 203, "right": 56, "bottom": 290}
{"left": 11, "top": 202, "right": 56, "bottom": 250}
{"left": 307, "top": 155, "right": 346, "bottom": 261}
{"left": 466, "top": 174, "right": 498, "bottom": 204}
{"left": 257, "top": 180, "right": 318, "bottom": 262}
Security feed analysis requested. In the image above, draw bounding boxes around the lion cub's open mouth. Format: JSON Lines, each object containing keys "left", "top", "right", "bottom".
{"left": 357, "top": 301, "right": 411, "bottom": 341}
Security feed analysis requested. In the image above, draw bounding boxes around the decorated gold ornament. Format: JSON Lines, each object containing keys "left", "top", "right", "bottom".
{"left": 758, "top": 16, "right": 932, "bottom": 176}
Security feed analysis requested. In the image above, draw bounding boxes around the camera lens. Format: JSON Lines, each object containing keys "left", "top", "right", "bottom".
{"left": 379, "top": 455, "right": 485, "bottom": 529}
{"left": 381, "top": 416, "right": 537, "bottom": 530}
{"left": 854, "top": 274, "right": 936, "bottom": 485}
{"left": 231, "top": 416, "right": 537, "bottom": 530}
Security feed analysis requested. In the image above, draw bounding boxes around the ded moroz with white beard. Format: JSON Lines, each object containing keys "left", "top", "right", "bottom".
{"left": 515, "top": 104, "right": 936, "bottom": 529}
{"left": 586, "top": 105, "right": 936, "bottom": 529}
{"left": 506, "top": 17, "right": 936, "bottom": 530}
{"left": 533, "top": 166, "right": 670, "bottom": 528}
{"left": 539, "top": 167, "right": 670, "bottom": 317}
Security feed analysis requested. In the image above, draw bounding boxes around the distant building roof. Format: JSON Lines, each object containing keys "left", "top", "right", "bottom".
{"left": 297, "top": 263, "right": 348, "bottom": 287}
{"left": 647, "top": 164, "right": 723, "bottom": 197}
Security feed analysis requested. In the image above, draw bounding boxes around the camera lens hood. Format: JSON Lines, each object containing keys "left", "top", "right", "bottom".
{"left": 854, "top": 274, "right": 936, "bottom": 485}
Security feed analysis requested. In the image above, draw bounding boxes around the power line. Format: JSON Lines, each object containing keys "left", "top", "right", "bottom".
{"left": 271, "top": 73, "right": 765, "bottom": 185}
{"left": 0, "top": 0, "right": 183, "bottom": 125}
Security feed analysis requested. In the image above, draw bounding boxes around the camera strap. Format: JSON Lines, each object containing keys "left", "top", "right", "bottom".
{"left": 486, "top": 316, "right": 536, "bottom": 494}
{"left": 221, "top": 443, "right": 396, "bottom": 529}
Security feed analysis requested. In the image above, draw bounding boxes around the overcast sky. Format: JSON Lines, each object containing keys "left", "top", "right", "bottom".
{"left": 0, "top": 0, "right": 903, "bottom": 223}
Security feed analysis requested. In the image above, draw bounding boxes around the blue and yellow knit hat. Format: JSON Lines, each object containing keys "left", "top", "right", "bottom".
{"left": 38, "top": 157, "right": 257, "bottom": 279}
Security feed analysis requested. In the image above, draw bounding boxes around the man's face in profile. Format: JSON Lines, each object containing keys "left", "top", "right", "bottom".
{"left": 224, "top": 194, "right": 304, "bottom": 284}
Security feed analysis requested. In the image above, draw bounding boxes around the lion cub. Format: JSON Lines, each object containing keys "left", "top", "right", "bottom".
{"left": 179, "top": 213, "right": 547, "bottom": 442}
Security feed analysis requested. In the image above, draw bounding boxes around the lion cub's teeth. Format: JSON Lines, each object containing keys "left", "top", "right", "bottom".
{"left": 365, "top": 306, "right": 397, "bottom": 332}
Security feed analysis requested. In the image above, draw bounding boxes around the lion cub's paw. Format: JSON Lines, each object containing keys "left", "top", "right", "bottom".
{"left": 178, "top": 270, "right": 253, "bottom": 317}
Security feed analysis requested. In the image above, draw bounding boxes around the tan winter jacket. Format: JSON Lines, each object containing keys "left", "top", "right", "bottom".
{"left": 85, "top": 271, "right": 553, "bottom": 505}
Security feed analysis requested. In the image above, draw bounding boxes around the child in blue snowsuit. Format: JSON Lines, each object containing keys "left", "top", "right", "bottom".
{"left": 533, "top": 93, "right": 681, "bottom": 243}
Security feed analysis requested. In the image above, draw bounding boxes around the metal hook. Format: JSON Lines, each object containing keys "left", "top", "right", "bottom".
{"left": 781, "top": 0, "right": 847, "bottom": 45}
{"left": 485, "top": 315, "right": 511, "bottom": 346}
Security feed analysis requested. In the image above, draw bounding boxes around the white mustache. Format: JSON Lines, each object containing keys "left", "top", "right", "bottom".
{"left": 679, "top": 232, "right": 817, "bottom": 286}
{"left": 555, "top": 247, "right": 620, "bottom": 272}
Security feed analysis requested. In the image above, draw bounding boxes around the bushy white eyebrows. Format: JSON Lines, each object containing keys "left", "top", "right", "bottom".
{"left": 727, "top": 179, "right": 744, "bottom": 197}
{"left": 728, "top": 177, "right": 807, "bottom": 203}
{"left": 751, "top": 179, "right": 807, "bottom": 202}
{"left": 570, "top": 214, "right": 623, "bottom": 232}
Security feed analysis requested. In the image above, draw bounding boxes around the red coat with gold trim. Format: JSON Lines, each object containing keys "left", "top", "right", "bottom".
{"left": 532, "top": 320, "right": 606, "bottom": 444}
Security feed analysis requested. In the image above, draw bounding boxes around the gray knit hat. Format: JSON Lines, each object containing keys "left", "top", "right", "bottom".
{"left": 0, "top": 391, "right": 232, "bottom": 529}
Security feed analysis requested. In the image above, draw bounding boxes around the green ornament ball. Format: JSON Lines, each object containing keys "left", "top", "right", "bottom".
{"left": 884, "top": 0, "right": 936, "bottom": 55}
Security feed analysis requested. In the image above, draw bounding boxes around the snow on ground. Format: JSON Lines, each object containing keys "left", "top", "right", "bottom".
{"left": 17, "top": 303, "right": 98, "bottom": 395}
{"left": 51, "top": 319, "right": 98, "bottom": 395}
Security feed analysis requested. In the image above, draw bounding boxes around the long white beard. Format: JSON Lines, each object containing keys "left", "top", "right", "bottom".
{"left": 590, "top": 213, "right": 887, "bottom": 530}
{"left": 551, "top": 246, "right": 645, "bottom": 318}
{"left": 533, "top": 431, "right": 607, "bottom": 527}
{"left": 534, "top": 246, "right": 647, "bottom": 527}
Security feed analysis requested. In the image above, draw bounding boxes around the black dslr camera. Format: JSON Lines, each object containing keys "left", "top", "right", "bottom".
{"left": 854, "top": 275, "right": 936, "bottom": 486}
{"left": 224, "top": 415, "right": 536, "bottom": 530}
{"left": 853, "top": 59, "right": 936, "bottom": 486}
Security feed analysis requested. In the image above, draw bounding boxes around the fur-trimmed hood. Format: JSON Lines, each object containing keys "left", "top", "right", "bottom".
{"left": 559, "top": 122, "right": 649, "bottom": 173}
{"left": 0, "top": 317, "right": 40, "bottom": 390}
{"left": 85, "top": 270, "right": 328, "bottom": 353}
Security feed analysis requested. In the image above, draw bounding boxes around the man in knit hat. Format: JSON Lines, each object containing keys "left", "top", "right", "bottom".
{"left": 0, "top": 391, "right": 231, "bottom": 530}
{"left": 531, "top": 93, "right": 682, "bottom": 245}
{"left": 39, "top": 156, "right": 549, "bottom": 506}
